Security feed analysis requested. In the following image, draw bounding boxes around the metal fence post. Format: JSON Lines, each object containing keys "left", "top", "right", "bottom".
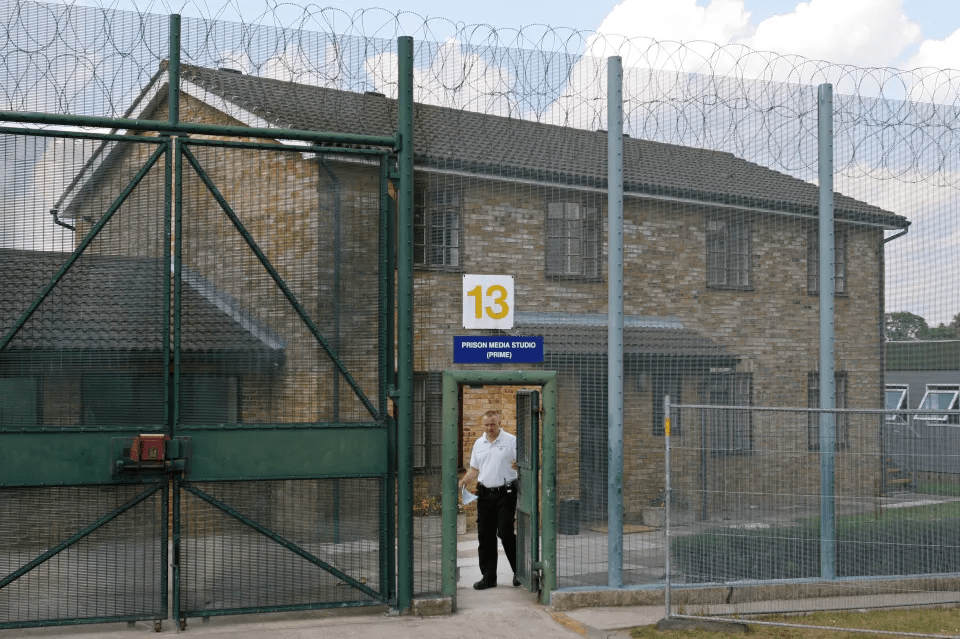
{"left": 818, "top": 82, "right": 837, "bottom": 580}
{"left": 607, "top": 55, "right": 624, "bottom": 589}
{"left": 664, "top": 395, "right": 672, "bottom": 618}
{"left": 395, "top": 35, "right": 415, "bottom": 612}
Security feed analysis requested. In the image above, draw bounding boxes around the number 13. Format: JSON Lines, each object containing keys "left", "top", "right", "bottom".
{"left": 466, "top": 284, "right": 509, "bottom": 320}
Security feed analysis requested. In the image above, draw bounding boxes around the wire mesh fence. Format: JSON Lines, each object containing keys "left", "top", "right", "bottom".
{"left": 665, "top": 405, "right": 960, "bottom": 628}
{"left": 2, "top": 0, "right": 960, "bottom": 629}
{"left": 179, "top": 479, "right": 384, "bottom": 615}
{"left": 0, "top": 484, "right": 166, "bottom": 628}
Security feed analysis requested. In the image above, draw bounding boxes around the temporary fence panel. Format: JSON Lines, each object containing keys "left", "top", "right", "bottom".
{"left": 666, "top": 405, "right": 960, "bottom": 631}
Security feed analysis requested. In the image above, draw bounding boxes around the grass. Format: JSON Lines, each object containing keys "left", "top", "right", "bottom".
{"left": 630, "top": 608, "right": 960, "bottom": 638}
{"left": 914, "top": 483, "right": 960, "bottom": 498}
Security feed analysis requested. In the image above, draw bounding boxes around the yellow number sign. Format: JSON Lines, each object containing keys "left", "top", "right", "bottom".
{"left": 462, "top": 274, "right": 514, "bottom": 329}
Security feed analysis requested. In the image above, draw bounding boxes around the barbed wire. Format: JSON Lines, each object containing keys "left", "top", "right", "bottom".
{"left": 2, "top": 0, "right": 960, "bottom": 187}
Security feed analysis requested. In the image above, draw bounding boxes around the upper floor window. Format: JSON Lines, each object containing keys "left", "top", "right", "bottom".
{"left": 546, "top": 200, "right": 600, "bottom": 279}
{"left": 415, "top": 184, "right": 461, "bottom": 269}
{"left": 807, "top": 228, "right": 846, "bottom": 295}
{"left": 707, "top": 218, "right": 751, "bottom": 289}
{"left": 704, "top": 372, "right": 752, "bottom": 454}
{"left": 808, "top": 371, "right": 849, "bottom": 450}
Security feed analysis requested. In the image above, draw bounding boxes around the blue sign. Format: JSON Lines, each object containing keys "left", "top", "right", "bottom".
{"left": 454, "top": 336, "right": 544, "bottom": 364}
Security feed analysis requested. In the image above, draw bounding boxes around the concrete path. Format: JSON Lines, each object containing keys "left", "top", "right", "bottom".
{"left": 1, "top": 535, "right": 662, "bottom": 639}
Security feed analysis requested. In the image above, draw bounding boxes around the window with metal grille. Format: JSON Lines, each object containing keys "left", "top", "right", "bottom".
{"left": 807, "top": 371, "right": 848, "bottom": 450}
{"left": 704, "top": 372, "right": 752, "bottom": 453}
{"left": 807, "top": 227, "right": 846, "bottom": 295}
{"left": 413, "top": 372, "right": 442, "bottom": 470}
{"left": 707, "top": 218, "right": 751, "bottom": 288}
{"left": 414, "top": 184, "right": 461, "bottom": 269}
{"left": 653, "top": 373, "right": 681, "bottom": 436}
{"left": 546, "top": 200, "right": 600, "bottom": 279}
{"left": 0, "top": 378, "right": 37, "bottom": 427}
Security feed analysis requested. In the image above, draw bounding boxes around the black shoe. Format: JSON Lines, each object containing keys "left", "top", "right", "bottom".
{"left": 512, "top": 575, "right": 521, "bottom": 587}
{"left": 473, "top": 579, "right": 497, "bottom": 590}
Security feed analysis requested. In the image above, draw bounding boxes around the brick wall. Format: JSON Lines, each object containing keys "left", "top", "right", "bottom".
{"left": 63, "top": 91, "right": 887, "bottom": 523}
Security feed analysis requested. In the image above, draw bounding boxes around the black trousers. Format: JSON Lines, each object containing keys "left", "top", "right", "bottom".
{"left": 476, "top": 482, "right": 518, "bottom": 583}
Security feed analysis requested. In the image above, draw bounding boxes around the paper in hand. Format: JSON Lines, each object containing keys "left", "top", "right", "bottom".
{"left": 461, "top": 485, "right": 478, "bottom": 506}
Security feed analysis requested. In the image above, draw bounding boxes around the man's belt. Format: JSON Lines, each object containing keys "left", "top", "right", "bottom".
{"left": 478, "top": 481, "right": 517, "bottom": 496}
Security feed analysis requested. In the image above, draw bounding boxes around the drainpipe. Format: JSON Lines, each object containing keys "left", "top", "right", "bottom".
{"left": 49, "top": 209, "right": 75, "bottom": 232}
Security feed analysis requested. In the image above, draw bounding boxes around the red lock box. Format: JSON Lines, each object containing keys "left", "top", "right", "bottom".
{"left": 130, "top": 434, "right": 169, "bottom": 463}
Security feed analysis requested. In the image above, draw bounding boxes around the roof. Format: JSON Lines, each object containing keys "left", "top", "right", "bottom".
{"left": 57, "top": 64, "right": 908, "bottom": 230}
{"left": 513, "top": 312, "right": 736, "bottom": 365}
{"left": 0, "top": 249, "right": 285, "bottom": 366}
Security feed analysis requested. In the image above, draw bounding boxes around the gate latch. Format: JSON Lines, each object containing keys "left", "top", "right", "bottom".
{"left": 132, "top": 434, "right": 168, "bottom": 463}
{"left": 112, "top": 435, "right": 189, "bottom": 476}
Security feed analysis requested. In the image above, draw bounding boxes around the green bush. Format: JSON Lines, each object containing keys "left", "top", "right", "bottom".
{"left": 671, "top": 517, "right": 960, "bottom": 582}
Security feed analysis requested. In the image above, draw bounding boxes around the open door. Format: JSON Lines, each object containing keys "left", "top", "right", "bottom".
{"left": 515, "top": 389, "right": 540, "bottom": 592}
{"left": 440, "top": 370, "right": 557, "bottom": 606}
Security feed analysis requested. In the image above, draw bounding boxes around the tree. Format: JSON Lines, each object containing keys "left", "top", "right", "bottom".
{"left": 885, "top": 311, "right": 930, "bottom": 341}
{"left": 925, "top": 312, "right": 960, "bottom": 340}
{"left": 885, "top": 311, "right": 960, "bottom": 341}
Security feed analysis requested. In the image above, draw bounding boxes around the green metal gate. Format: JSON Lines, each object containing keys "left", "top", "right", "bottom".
{"left": 0, "top": 20, "right": 417, "bottom": 630}
{"left": 515, "top": 389, "right": 540, "bottom": 592}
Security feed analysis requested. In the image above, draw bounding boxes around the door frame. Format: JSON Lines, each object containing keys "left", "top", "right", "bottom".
{"left": 439, "top": 370, "right": 557, "bottom": 605}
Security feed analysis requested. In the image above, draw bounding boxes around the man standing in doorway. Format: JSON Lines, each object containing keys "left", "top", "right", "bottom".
{"left": 458, "top": 409, "right": 519, "bottom": 590}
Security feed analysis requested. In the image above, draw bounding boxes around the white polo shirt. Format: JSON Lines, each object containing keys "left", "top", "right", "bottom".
{"left": 469, "top": 428, "right": 518, "bottom": 488}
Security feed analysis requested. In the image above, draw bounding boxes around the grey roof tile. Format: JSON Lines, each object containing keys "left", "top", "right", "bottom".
{"left": 177, "top": 64, "right": 907, "bottom": 229}
{"left": 0, "top": 248, "right": 284, "bottom": 362}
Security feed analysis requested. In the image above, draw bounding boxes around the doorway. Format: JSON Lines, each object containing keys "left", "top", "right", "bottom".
{"left": 438, "top": 370, "right": 557, "bottom": 606}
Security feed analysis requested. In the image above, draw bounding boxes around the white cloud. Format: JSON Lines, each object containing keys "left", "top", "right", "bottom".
{"left": 366, "top": 39, "right": 521, "bottom": 116}
{"left": 596, "top": 0, "right": 752, "bottom": 45}
{"left": 900, "top": 30, "right": 960, "bottom": 104}
{"left": 746, "top": 0, "right": 920, "bottom": 67}
{"left": 591, "top": 0, "right": 928, "bottom": 79}
{"left": 909, "top": 29, "right": 960, "bottom": 72}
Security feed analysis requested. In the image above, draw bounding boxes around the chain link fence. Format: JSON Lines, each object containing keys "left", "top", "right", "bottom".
{"left": 2, "top": 0, "right": 960, "bottom": 628}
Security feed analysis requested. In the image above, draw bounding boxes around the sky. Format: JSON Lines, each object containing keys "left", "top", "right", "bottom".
{"left": 83, "top": 0, "right": 960, "bottom": 72}
{"left": 24, "top": 0, "right": 960, "bottom": 324}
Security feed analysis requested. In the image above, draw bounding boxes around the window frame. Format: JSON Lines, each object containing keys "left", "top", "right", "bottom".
{"left": 414, "top": 181, "right": 462, "bottom": 270}
{"left": 0, "top": 376, "right": 39, "bottom": 427}
{"left": 413, "top": 372, "right": 443, "bottom": 471}
{"left": 703, "top": 371, "right": 753, "bottom": 454}
{"left": 915, "top": 384, "right": 960, "bottom": 423}
{"left": 807, "top": 226, "right": 847, "bottom": 295}
{"left": 807, "top": 371, "right": 849, "bottom": 450}
{"left": 545, "top": 197, "right": 602, "bottom": 280}
{"left": 706, "top": 217, "right": 752, "bottom": 289}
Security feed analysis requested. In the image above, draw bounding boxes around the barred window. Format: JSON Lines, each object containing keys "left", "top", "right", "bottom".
{"left": 546, "top": 201, "right": 600, "bottom": 279}
{"left": 704, "top": 372, "right": 752, "bottom": 454}
{"left": 413, "top": 372, "right": 442, "bottom": 470}
{"left": 414, "top": 184, "right": 461, "bottom": 269}
{"left": 707, "top": 218, "right": 751, "bottom": 288}
{"left": 807, "top": 228, "right": 846, "bottom": 295}
{"left": 0, "top": 377, "right": 37, "bottom": 427}
{"left": 807, "top": 371, "right": 848, "bottom": 450}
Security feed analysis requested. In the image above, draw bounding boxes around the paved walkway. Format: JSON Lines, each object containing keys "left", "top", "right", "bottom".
{"left": 2, "top": 535, "right": 664, "bottom": 639}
